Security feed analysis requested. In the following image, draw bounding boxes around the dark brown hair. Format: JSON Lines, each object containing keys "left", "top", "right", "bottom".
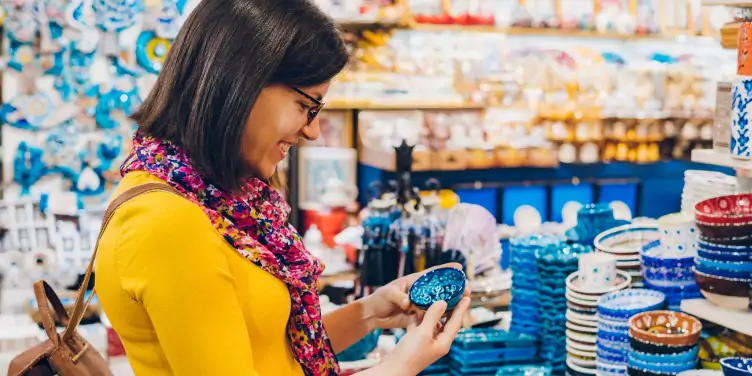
{"left": 132, "top": 0, "right": 349, "bottom": 191}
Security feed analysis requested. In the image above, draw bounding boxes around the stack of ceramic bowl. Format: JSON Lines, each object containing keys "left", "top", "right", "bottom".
{"left": 566, "top": 203, "right": 630, "bottom": 248}
{"left": 595, "top": 224, "right": 661, "bottom": 288}
{"left": 720, "top": 357, "right": 752, "bottom": 376}
{"left": 681, "top": 170, "right": 736, "bottom": 214}
{"left": 595, "top": 289, "right": 667, "bottom": 375}
{"left": 509, "top": 234, "right": 564, "bottom": 336}
{"left": 537, "top": 243, "right": 590, "bottom": 374}
{"left": 564, "top": 253, "right": 632, "bottom": 375}
{"left": 640, "top": 213, "right": 701, "bottom": 310}
{"left": 627, "top": 311, "right": 702, "bottom": 375}
{"left": 694, "top": 195, "right": 752, "bottom": 311}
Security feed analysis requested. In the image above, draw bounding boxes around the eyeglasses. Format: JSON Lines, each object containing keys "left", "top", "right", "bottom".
{"left": 290, "top": 86, "right": 324, "bottom": 125}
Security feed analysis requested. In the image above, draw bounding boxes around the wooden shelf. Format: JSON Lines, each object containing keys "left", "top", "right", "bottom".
{"left": 702, "top": 0, "right": 752, "bottom": 6}
{"left": 681, "top": 299, "right": 752, "bottom": 336}
{"left": 326, "top": 100, "right": 484, "bottom": 111}
{"left": 407, "top": 24, "right": 693, "bottom": 40}
{"left": 691, "top": 148, "right": 752, "bottom": 170}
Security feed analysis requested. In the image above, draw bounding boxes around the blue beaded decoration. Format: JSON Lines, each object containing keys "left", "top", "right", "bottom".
{"left": 409, "top": 267, "right": 466, "bottom": 310}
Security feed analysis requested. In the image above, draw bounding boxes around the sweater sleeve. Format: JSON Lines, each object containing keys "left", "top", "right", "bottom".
{"left": 114, "top": 191, "right": 258, "bottom": 376}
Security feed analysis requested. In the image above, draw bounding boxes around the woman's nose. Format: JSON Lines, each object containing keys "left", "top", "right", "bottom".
{"left": 301, "top": 117, "right": 320, "bottom": 141}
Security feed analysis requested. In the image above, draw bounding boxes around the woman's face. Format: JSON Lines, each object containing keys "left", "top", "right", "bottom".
{"left": 242, "top": 82, "right": 330, "bottom": 179}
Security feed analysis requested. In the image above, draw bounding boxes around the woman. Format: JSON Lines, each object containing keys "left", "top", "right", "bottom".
{"left": 94, "top": 0, "right": 471, "bottom": 375}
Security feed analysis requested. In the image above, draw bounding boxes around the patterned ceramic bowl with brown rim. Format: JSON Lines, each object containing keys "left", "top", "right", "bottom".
{"left": 629, "top": 311, "right": 702, "bottom": 347}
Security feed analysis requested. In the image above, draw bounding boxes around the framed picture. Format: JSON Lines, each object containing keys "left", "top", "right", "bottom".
{"left": 297, "top": 146, "right": 357, "bottom": 210}
{"left": 303, "top": 110, "right": 353, "bottom": 148}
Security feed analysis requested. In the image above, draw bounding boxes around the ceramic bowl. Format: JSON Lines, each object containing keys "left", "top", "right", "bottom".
{"left": 566, "top": 270, "right": 632, "bottom": 295}
{"left": 698, "top": 239, "right": 752, "bottom": 252}
{"left": 677, "top": 371, "right": 722, "bottom": 376}
{"left": 699, "top": 248, "right": 752, "bottom": 263}
{"left": 694, "top": 268, "right": 752, "bottom": 309}
{"left": 336, "top": 328, "right": 382, "bottom": 362}
{"left": 696, "top": 257, "right": 752, "bottom": 273}
{"left": 629, "top": 346, "right": 699, "bottom": 364}
{"left": 495, "top": 365, "right": 552, "bottom": 376}
{"left": 720, "top": 357, "right": 752, "bottom": 376}
{"left": 629, "top": 336, "right": 697, "bottom": 355}
{"left": 597, "top": 289, "right": 667, "bottom": 321}
{"left": 697, "top": 221, "right": 752, "bottom": 241}
{"left": 594, "top": 224, "right": 660, "bottom": 254}
{"left": 408, "top": 267, "right": 466, "bottom": 310}
{"left": 596, "top": 361, "right": 626, "bottom": 376}
{"left": 642, "top": 242, "right": 696, "bottom": 267}
{"left": 628, "top": 353, "right": 697, "bottom": 374}
{"left": 628, "top": 311, "right": 702, "bottom": 347}
{"left": 695, "top": 194, "right": 752, "bottom": 224}
{"left": 695, "top": 261, "right": 752, "bottom": 280}
{"left": 699, "top": 235, "right": 752, "bottom": 247}
{"left": 628, "top": 366, "right": 683, "bottom": 376}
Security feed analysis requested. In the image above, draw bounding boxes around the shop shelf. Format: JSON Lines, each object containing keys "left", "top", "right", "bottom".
{"left": 691, "top": 148, "right": 752, "bottom": 170}
{"left": 680, "top": 299, "right": 752, "bottom": 336}
{"left": 702, "top": 0, "right": 752, "bottom": 5}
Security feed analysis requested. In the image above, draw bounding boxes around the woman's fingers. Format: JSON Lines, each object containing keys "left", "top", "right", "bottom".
{"left": 436, "top": 297, "right": 470, "bottom": 347}
{"left": 419, "top": 300, "right": 448, "bottom": 332}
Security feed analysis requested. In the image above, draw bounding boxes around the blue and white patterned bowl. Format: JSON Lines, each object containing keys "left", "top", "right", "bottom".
{"left": 597, "top": 361, "right": 627, "bottom": 375}
{"left": 629, "top": 346, "right": 698, "bottom": 364}
{"left": 720, "top": 357, "right": 752, "bottom": 376}
{"left": 597, "top": 289, "right": 667, "bottom": 321}
{"left": 696, "top": 257, "right": 752, "bottom": 273}
{"left": 699, "top": 248, "right": 752, "bottom": 262}
{"left": 628, "top": 353, "right": 696, "bottom": 374}
{"left": 409, "top": 267, "right": 466, "bottom": 310}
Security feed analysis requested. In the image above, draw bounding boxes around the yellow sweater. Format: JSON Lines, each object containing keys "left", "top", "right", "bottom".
{"left": 95, "top": 171, "right": 304, "bottom": 376}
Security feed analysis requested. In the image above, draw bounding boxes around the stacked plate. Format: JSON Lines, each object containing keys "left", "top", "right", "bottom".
{"left": 681, "top": 170, "right": 736, "bottom": 213}
{"left": 595, "top": 224, "right": 661, "bottom": 288}
{"left": 564, "top": 270, "right": 632, "bottom": 375}
{"left": 641, "top": 241, "right": 702, "bottom": 310}
{"left": 509, "top": 234, "right": 564, "bottom": 336}
{"left": 628, "top": 311, "right": 702, "bottom": 375}
{"left": 537, "top": 243, "right": 590, "bottom": 375}
{"left": 595, "top": 289, "right": 667, "bottom": 375}
{"left": 448, "top": 329, "right": 539, "bottom": 376}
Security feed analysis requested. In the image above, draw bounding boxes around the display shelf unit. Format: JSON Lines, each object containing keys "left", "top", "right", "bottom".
{"left": 681, "top": 299, "right": 752, "bottom": 336}
{"left": 702, "top": 0, "right": 752, "bottom": 5}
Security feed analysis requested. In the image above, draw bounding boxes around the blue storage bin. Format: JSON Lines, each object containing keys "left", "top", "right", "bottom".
{"left": 455, "top": 187, "right": 498, "bottom": 220}
{"left": 550, "top": 182, "right": 594, "bottom": 222}
{"left": 501, "top": 185, "right": 547, "bottom": 225}
{"left": 598, "top": 181, "right": 638, "bottom": 217}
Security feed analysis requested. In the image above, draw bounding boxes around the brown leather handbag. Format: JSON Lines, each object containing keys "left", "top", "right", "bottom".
{"left": 8, "top": 183, "right": 178, "bottom": 376}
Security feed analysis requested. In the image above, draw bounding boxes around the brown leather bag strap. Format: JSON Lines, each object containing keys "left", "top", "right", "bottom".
{"left": 62, "top": 182, "right": 180, "bottom": 340}
{"left": 33, "top": 281, "right": 70, "bottom": 345}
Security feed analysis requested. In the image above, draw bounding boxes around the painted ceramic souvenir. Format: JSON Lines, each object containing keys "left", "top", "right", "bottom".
{"left": 135, "top": 31, "right": 173, "bottom": 74}
{"left": 408, "top": 267, "right": 466, "bottom": 310}
{"left": 13, "top": 142, "right": 47, "bottom": 196}
{"left": 731, "top": 75, "right": 752, "bottom": 159}
{"left": 65, "top": 0, "right": 100, "bottom": 54}
{"left": 93, "top": 0, "right": 144, "bottom": 55}
{"left": 40, "top": 23, "right": 66, "bottom": 76}
{"left": 1, "top": 93, "right": 52, "bottom": 130}
{"left": 95, "top": 76, "right": 142, "bottom": 129}
{"left": 4, "top": 1, "right": 38, "bottom": 44}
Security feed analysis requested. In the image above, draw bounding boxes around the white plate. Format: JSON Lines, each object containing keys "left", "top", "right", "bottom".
{"left": 566, "top": 338, "right": 597, "bottom": 353}
{"left": 568, "top": 355, "right": 597, "bottom": 368}
{"left": 566, "top": 358, "right": 597, "bottom": 375}
{"left": 566, "top": 345, "right": 596, "bottom": 358}
{"left": 610, "top": 201, "right": 633, "bottom": 221}
{"left": 566, "top": 293, "right": 599, "bottom": 307}
{"left": 565, "top": 270, "right": 632, "bottom": 295}
{"left": 566, "top": 329, "right": 596, "bottom": 344}
{"left": 566, "top": 321, "right": 598, "bottom": 333}
{"left": 513, "top": 205, "right": 542, "bottom": 232}
{"left": 567, "top": 309, "right": 597, "bottom": 323}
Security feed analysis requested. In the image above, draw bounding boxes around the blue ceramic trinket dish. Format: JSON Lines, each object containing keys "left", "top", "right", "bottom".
{"left": 721, "top": 357, "right": 752, "bottom": 376}
{"left": 409, "top": 267, "right": 466, "bottom": 310}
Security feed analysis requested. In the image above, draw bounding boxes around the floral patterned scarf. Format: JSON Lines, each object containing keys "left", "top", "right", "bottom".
{"left": 120, "top": 133, "right": 339, "bottom": 376}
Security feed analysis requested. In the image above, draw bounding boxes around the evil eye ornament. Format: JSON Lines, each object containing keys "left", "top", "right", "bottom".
{"left": 135, "top": 31, "right": 172, "bottom": 74}
{"left": 1, "top": 93, "right": 53, "bottom": 130}
{"left": 13, "top": 142, "right": 47, "bottom": 196}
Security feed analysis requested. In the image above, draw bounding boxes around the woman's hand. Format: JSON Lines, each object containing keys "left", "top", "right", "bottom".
{"left": 361, "top": 263, "right": 470, "bottom": 330}
{"left": 359, "top": 297, "right": 471, "bottom": 376}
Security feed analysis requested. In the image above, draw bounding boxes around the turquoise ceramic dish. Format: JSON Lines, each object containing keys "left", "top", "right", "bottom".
{"left": 409, "top": 267, "right": 466, "bottom": 310}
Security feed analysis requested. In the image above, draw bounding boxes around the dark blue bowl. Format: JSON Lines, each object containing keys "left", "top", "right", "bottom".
{"left": 721, "top": 357, "right": 752, "bottom": 376}
{"left": 409, "top": 267, "right": 466, "bottom": 310}
{"left": 641, "top": 254, "right": 695, "bottom": 269}
{"left": 696, "top": 257, "right": 752, "bottom": 273}
{"left": 699, "top": 248, "right": 752, "bottom": 262}
{"left": 695, "top": 260, "right": 752, "bottom": 280}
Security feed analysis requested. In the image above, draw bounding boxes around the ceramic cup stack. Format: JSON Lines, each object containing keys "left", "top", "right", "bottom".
{"left": 641, "top": 213, "right": 701, "bottom": 310}
{"left": 681, "top": 170, "right": 736, "bottom": 214}
{"left": 537, "top": 243, "right": 590, "bottom": 374}
{"left": 595, "top": 224, "right": 662, "bottom": 288}
{"left": 509, "top": 234, "right": 565, "bottom": 336}
{"left": 627, "top": 311, "right": 702, "bottom": 375}
{"left": 694, "top": 194, "right": 752, "bottom": 311}
{"left": 594, "top": 289, "right": 667, "bottom": 375}
{"left": 564, "top": 253, "right": 632, "bottom": 375}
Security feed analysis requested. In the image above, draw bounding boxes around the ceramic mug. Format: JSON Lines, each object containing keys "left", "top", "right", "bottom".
{"left": 578, "top": 252, "right": 618, "bottom": 290}
{"left": 731, "top": 74, "right": 752, "bottom": 160}
{"left": 657, "top": 212, "right": 698, "bottom": 259}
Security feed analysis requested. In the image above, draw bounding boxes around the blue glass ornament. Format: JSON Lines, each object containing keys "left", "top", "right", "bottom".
{"left": 13, "top": 142, "right": 47, "bottom": 196}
